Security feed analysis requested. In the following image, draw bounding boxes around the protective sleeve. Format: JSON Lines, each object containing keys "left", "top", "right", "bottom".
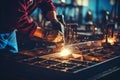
{"left": 16, "top": 0, "right": 37, "bottom": 37}
{"left": 38, "top": 0, "right": 56, "bottom": 17}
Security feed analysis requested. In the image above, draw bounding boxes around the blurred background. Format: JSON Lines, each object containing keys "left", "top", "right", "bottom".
{"left": 31, "top": 0, "right": 119, "bottom": 26}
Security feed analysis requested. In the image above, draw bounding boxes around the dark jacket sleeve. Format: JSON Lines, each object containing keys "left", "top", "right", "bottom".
{"left": 16, "top": 0, "right": 55, "bottom": 37}
{"left": 38, "top": 0, "right": 56, "bottom": 17}
{"left": 16, "top": 0, "right": 37, "bottom": 37}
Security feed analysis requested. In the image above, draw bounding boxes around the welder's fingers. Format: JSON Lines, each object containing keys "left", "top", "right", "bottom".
{"left": 45, "top": 30, "right": 58, "bottom": 41}
{"left": 44, "top": 30, "right": 64, "bottom": 43}
{"left": 52, "top": 31, "right": 64, "bottom": 43}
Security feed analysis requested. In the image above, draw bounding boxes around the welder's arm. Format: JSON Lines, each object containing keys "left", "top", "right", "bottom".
{"left": 33, "top": 11, "right": 58, "bottom": 38}
{"left": 46, "top": 11, "right": 65, "bottom": 43}
{"left": 46, "top": 11, "right": 64, "bottom": 33}
{"left": 33, "top": 11, "right": 64, "bottom": 43}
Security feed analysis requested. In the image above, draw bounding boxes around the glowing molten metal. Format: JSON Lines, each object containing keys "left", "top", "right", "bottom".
{"left": 102, "top": 36, "right": 117, "bottom": 45}
{"left": 59, "top": 48, "right": 72, "bottom": 57}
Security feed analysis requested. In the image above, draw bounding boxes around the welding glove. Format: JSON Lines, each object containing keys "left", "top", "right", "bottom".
{"left": 44, "top": 19, "right": 65, "bottom": 43}
{"left": 43, "top": 20, "right": 65, "bottom": 52}
{"left": 51, "top": 19, "right": 64, "bottom": 34}
{"left": 43, "top": 29, "right": 64, "bottom": 52}
{"left": 43, "top": 30, "right": 64, "bottom": 43}
{"left": 51, "top": 20, "right": 65, "bottom": 48}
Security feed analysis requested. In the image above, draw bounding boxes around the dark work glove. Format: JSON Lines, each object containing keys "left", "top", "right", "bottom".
{"left": 43, "top": 30, "right": 64, "bottom": 43}
{"left": 43, "top": 20, "right": 65, "bottom": 50}
{"left": 51, "top": 20, "right": 64, "bottom": 34}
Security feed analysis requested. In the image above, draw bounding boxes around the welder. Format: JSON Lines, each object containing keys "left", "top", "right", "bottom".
{"left": 0, "top": 0, "right": 64, "bottom": 53}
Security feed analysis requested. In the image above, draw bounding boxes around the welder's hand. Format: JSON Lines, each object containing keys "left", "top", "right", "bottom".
{"left": 45, "top": 30, "right": 65, "bottom": 52}
{"left": 44, "top": 30, "right": 64, "bottom": 43}
{"left": 51, "top": 20, "right": 64, "bottom": 33}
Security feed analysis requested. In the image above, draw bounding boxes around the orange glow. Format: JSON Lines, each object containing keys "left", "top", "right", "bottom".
{"left": 102, "top": 36, "right": 117, "bottom": 45}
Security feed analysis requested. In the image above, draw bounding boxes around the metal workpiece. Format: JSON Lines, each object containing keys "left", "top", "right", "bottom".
{"left": 1, "top": 40, "right": 120, "bottom": 80}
